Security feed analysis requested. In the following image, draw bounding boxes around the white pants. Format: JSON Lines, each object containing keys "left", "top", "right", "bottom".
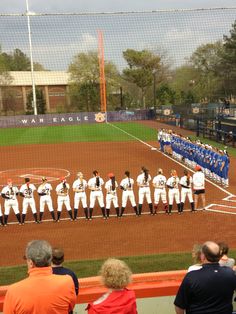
{"left": 40, "top": 196, "right": 54, "bottom": 212}
{"left": 90, "top": 191, "right": 104, "bottom": 208}
{"left": 138, "top": 187, "right": 152, "bottom": 204}
{"left": 22, "top": 198, "right": 37, "bottom": 214}
{"left": 181, "top": 188, "right": 193, "bottom": 203}
{"left": 74, "top": 192, "right": 87, "bottom": 209}
{"left": 106, "top": 193, "right": 119, "bottom": 209}
{"left": 168, "top": 188, "right": 180, "bottom": 205}
{"left": 4, "top": 199, "right": 20, "bottom": 215}
{"left": 154, "top": 188, "right": 167, "bottom": 204}
{"left": 122, "top": 190, "right": 136, "bottom": 207}
{"left": 57, "top": 195, "right": 71, "bottom": 212}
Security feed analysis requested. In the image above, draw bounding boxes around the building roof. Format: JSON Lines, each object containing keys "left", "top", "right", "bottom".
{"left": 5, "top": 71, "right": 70, "bottom": 86}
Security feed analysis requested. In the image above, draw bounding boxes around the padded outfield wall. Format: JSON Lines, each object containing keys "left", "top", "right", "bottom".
{"left": 0, "top": 110, "right": 152, "bottom": 128}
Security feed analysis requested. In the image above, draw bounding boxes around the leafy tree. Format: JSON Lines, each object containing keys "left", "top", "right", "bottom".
{"left": 68, "top": 51, "right": 120, "bottom": 112}
{"left": 189, "top": 42, "right": 224, "bottom": 101}
{"left": 156, "top": 84, "right": 176, "bottom": 106}
{"left": 122, "top": 49, "right": 161, "bottom": 108}
{"left": 1, "top": 48, "right": 45, "bottom": 71}
{"left": 170, "top": 65, "right": 200, "bottom": 105}
{"left": 221, "top": 20, "right": 236, "bottom": 95}
{"left": 26, "top": 88, "right": 46, "bottom": 115}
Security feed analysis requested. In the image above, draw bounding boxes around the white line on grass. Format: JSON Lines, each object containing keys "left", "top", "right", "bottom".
{"left": 106, "top": 122, "right": 153, "bottom": 149}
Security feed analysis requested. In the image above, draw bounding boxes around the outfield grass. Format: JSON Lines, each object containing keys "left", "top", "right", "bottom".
{"left": 1, "top": 122, "right": 235, "bottom": 158}
{"left": 1, "top": 249, "right": 236, "bottom": 286}
{"left": 0, "top": 122, "right": 156, "bottom": 146}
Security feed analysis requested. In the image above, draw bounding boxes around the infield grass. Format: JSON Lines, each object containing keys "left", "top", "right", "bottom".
{"left": 0, "top": 122, "right": 156, "bottom": 146}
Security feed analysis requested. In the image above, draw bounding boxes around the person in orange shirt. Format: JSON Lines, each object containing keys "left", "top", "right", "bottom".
{"left": 3, "top": 240, "right": 76, "bottom": 314}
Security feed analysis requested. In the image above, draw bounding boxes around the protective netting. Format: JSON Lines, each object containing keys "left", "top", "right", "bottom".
{"left": 0, "top": 8, "right": 236, "bottom": 71}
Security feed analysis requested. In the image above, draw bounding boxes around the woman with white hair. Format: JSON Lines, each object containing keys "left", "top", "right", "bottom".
{"left": 86, "top": 258, "right": 137, "bottom": 313}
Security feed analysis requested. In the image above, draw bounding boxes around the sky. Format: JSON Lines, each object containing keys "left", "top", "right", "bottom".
{"left": 0, "top": 0, "right": 236, "bottom": 13}
{"left": 0, "top": 1, "right": 236, "bottom": 72}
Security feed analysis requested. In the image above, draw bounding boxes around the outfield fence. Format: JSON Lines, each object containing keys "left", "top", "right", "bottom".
{"left": 0, "top": 109, "right": 152, "bottom": 128}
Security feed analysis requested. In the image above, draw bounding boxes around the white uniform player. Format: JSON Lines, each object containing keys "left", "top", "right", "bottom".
{"left": 88, "top": 170, "right": 105, "bottom": 219}
{"left": 180, "top": 170, "right": 195, "bottom": 213}
{"left": 136, "top": 167, "right": 153, "bottom": 215}
{"left": 73, "top": 172, "right": 88, "bottom": 220}
{"left": 120, "top": 171, "right": 137, "bottom": 217}
{"left": 1, "top": 179, "right": 21, "bottom": 225}
{"left": 37, "top": 177, "right": 56, "bottom": 222}
{"left": 166, "top": 170, "right": 181, "bottom": 214}
{"left": 55, "top": 177, "right": 73, "bottom": 222}
{"left": 105, "top": 173, "right": 119, "bottom": 218}
{"left": 20, "top": 178, "right": 39, "bottom": 224}
{"left": 152, "top": 169, "right": 168, "bottom": 213}
{"left": 193, "top": 165, "right": 206, "bottom": 210}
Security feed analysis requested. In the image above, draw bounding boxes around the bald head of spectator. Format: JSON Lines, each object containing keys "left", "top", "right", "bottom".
{"left": 201, "top": 241, "right": 220, "bottom": 264}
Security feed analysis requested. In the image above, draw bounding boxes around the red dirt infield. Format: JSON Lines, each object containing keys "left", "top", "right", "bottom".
{"left": 0, "top": 121, "right": 235, "bottom": 267}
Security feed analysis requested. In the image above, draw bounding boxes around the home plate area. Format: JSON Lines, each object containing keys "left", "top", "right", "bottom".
{"left": 0, "top": 168, "right": 70, "bottom": 186}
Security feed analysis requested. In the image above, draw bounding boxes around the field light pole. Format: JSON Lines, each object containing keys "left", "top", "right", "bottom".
{"left": 25, "top": 0, "right": 37, "bottom": 115}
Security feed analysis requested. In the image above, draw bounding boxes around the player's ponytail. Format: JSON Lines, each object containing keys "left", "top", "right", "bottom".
{"left": 142, "top": 166, "right": 149, "bottom": 183}
{"left": 111, "top": 176, "right": 115, "bottom": 191}
{"left": 125, "top": 170, "right": 130, "bottom": 178}
{"left": 184, "top": 169, "right": 190, "bottom": 186}
{"left": 125, "top": 171, "right": 131, "bottom": 188}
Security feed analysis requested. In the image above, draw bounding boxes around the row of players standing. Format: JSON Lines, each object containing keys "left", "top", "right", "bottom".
{"left": 158, "top": 129, "right": 229, "bottom": 187}
{"left": 0, "top": 166, "right": 205, "bottom": 226}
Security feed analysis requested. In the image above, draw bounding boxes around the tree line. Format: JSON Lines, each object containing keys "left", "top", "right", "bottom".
{"left": 0, "top": 20, "right": 236, "bottom": 114}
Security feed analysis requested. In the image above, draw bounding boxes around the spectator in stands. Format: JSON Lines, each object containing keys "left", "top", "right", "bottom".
{"left": 52, "top": 247, "right": 79, "bottom": 314}
{"left": 218, "top": 242, "right": 235, "bottom": 269}
{"left": 3, "top": 240, "right": 76, "bottom": 314}
{"left": 86, "top": 258, "right": 137, "bottom": 314}
{"left": 187, "top": 243, "right": 202, "bottom": 272}
{"left": 174, "top": 241, "right": 236, "bottom": 314}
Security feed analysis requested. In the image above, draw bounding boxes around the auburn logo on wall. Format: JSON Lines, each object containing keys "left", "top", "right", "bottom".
{"left": 163, "top": 109, "right": 171, "bottom": 116}
{"left": 192, "top": 107, "right": 200, "bottom": 114}
{"left": 95, "top": 112, "right": 106, "bottom": 123}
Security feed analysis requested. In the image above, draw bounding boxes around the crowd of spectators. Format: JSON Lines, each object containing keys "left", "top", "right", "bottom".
{"left": 2, "top": 239, "right": 236, "bottom": 314}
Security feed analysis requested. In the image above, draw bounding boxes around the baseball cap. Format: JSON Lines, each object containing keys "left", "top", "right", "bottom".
{"left": 195, "top": 165, "right": 202, "bottom": 171}
{"left": 108, "top": 172, "right": 114, "bottom": 178}
{"left": 25, "top": 178, "right": 30, "bottom": 183}
{"left": 60, "top": 177, "right": 66, "bottom": 182}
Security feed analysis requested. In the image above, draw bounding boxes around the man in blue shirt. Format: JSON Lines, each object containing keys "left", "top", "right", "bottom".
{"left": 174, "top": 241, "right": 236, "bottom": 314}
{"left": 52, "top": 247, "right": 79, "bottom": 314}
